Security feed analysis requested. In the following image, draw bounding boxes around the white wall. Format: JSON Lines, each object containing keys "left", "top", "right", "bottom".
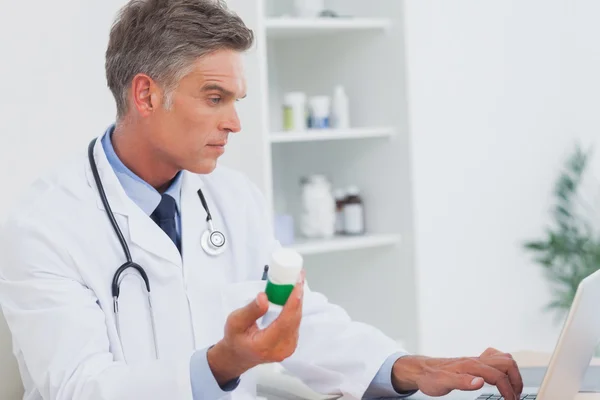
{"left": 0, "top": 1, "right": 127, "bottom": 397}
{"left": 4, "top": 0, "right": 600, "bottom": 394}
{"left": 0, "top": 0, "right": 125, "bottom": 214}
{"left": 404, "top": 0, "right": 600, "bottom": 357}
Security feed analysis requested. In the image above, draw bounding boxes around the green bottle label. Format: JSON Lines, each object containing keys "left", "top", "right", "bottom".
{"left": 265, "top": 280, "right": 295, "bottom": 306}
{"left": 283, "top": 107, "right": 294, "bottom": 131}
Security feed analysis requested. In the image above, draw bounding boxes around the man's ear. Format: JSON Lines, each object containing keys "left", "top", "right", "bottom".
{"left": 131, "top": 73, "right": 159, "bottom": 116}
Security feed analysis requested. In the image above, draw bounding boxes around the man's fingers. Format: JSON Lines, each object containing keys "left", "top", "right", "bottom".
{"left": 481, "top": 347, "right": 503, "bottom": 358}
{"left": 261, "top": 278, "right": 304, "bottom": 343}
{"left": 459, "top": 360, "right": 516, "bottom": 400}
{"left": 418, "top": 371, "right": 483, "bottom": 397}
{"left": 228, "top": 292, "right": 269, "bottom": 332}
{"left": 269, "top": 271, "right": 305, "bottom": 328}
{"left": 481, "top": 355, "right": 523, "bottom": 395}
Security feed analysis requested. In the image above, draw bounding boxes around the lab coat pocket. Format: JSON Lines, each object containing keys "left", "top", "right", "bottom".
{"left": 115, "top": 271, "right": 157, "bottom": 364}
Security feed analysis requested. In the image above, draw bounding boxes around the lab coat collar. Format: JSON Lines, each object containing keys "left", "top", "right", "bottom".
{"left": 85, "top": 135, "right": 131, "bottom": 217}
{"left": 85, "top": 136, "right": 204, "bottom": 268}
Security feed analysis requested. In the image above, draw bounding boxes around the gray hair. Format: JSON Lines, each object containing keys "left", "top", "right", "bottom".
{"left": 105, "top": 0, "right": 254, "bottom": 119}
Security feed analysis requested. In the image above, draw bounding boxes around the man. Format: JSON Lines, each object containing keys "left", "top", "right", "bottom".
{"left": 0, "top": 1, "right": 522, "bottom": 399}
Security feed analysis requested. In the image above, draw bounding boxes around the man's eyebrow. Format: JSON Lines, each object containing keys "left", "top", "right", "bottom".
{"left": 201, "top": 84, "right": 239, "bottom": 98}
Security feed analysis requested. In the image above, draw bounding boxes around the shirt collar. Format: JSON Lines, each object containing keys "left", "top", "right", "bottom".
{"left": 101, "top": 124, "right": 182, "bottom": 216}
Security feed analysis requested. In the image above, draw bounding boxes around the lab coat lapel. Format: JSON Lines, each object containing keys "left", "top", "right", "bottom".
{"left": 180, "top": 172, "right": 205, "bottom": 270}
{"left": 180, "top": 172, "right": 229, "bottom": 349}
{"left": 180, "top": 170, "right": 248, "bottom": 281}
{"left": 85, "top": 137, "right": 182, "bottom": 268}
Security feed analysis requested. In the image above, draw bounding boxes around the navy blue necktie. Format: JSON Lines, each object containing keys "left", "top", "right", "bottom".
{"left": 150, "top": 194, "right": 180, "bottom": 252}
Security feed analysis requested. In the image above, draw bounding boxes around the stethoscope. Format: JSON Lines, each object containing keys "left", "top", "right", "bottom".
{"left": 87, "top": 138, "right": 227, "bottom": 360}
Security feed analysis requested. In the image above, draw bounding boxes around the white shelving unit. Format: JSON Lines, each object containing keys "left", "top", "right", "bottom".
{"left": 291, "top": 233, "right": 401, "bottom": 256}
{"left": 265, "top": 17, "right": 392, "bottom": 38}
{"left": 222, "top": 0, "right": 418, "bottom": 352}
{"left": 270, "top": 127, "right": 395, "bottom": 143}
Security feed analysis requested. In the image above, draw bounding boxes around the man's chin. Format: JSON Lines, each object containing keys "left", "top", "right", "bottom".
{"left": 185, "top": 160, "right": 218, "bottom": 175}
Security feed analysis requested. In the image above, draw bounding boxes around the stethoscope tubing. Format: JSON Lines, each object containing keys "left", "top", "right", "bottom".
{"left": 88, "top": 137, "right": 226, "bottom": 361}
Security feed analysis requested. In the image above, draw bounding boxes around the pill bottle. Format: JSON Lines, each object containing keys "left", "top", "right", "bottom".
{"left": 300, "top": 175, "right": 335, "bottom": 238}
{"left": 283, "top": 92, "right": 307, "bottom": 132}
{"left": 331, "top": 85, "right": 350, "bottom": 129}
{"left": 265, "top": 248, "right": 303, "bottom": 306}
{"left": 294, "top": 0, "right": 324, "bottom": 17}
{"left": 344, "top": 186, "right": 365, "bottom": 235}
{"left": 333, "top": 188, "right": 346, "bottom": 235}
{"left": 308, "top": 96, "right": 331, "bottom": 129}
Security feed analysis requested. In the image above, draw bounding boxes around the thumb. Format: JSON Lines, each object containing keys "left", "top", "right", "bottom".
{"left": 457, "top": 375, "right": 485, "bottom": 391}
{"left": 228, "top": 292, "right": 269, "bottom": 332}
{"left": 418, "top": 371, "right": 484, "bottom": 397}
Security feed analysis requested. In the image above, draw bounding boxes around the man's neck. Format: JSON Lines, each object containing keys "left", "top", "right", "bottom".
{"left": 111, "top": 124, "right": 177, "bottom": 193}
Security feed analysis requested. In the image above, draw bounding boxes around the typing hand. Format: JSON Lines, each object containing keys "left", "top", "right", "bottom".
{"left": 207, "top": 271, "right": 305, "bottom": 386}
{"left": 391, "top": 348, "right": 523, "bottom": 400}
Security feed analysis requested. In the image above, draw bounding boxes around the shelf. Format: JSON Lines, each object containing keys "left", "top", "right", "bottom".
{"left": 290, "top": 234, "right": 401, "bottom": 256}
{"left": 270, "top": 127, "right": 395, "bottom": 143}
{"left": 265, "top": 17, "right": 392, "bottom": 39}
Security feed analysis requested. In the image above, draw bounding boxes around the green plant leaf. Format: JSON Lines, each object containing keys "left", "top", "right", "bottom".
{"left": 523, "top": 142, "right": 599, "bottom": 319}
{"left": 523, "top": 241, "right": 548, "bottom": 251}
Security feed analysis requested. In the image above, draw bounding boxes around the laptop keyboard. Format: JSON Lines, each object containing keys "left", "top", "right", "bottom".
{"left": 477, "top": 395, "right": 537, "bottom": 400}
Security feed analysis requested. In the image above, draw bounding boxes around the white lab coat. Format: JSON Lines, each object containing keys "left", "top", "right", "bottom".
{"left": 0, "top": 138, "right": 403, "bottom": 400}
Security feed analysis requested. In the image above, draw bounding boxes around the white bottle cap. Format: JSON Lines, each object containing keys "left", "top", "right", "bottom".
{"left": 308, "top": 96, "right": 331, "bottom": 117}
{"left": 308, "top": 174, "right": 329, "bottom": 184}
{"left": 269, "top": 248, "right": 303, "bottom": 285}
{"left": 333, "top": 188, "right": 346, "bottom": 200}
{"left": 334, "top": 85, "right": 346, "bottom": 97}
{"left": 346, "top": 185, "right": 360, "bottom": 196}
{"left": 284, "top": 92, "right": 307, "bottom": 106}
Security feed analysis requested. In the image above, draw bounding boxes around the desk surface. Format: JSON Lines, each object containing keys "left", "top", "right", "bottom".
{"left": 410, "top": 351, "right": 600, "bottom": 400}
{"left": 258, "top": 351, "right": 600, "bottom": 399}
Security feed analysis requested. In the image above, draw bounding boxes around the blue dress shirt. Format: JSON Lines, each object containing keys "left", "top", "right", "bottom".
{"left": 101, "top": 125, "right": 409, "bottom": 399}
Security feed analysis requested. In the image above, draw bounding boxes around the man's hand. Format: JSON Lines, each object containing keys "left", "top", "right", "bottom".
{"left": 207, "top": 271, "right": 305, "bottom": 386}
{"left": 391, "top": 348, "right": 523, "bottom": 400}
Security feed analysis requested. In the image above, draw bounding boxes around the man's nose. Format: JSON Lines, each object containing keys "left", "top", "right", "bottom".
{"left": 221, "top": 107, "right": 241, "bottom": 133}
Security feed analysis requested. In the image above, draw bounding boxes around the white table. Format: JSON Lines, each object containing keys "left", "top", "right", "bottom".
{"left": 411, "top": 351, "right": 600, "bottom": 400}
{"left": 258, "top": 351, "right": 600, "bottom": 400}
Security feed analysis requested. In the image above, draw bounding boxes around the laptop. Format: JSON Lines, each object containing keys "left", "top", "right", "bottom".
{"left": 476, "top": 267, "right": 600, "bottom": 400}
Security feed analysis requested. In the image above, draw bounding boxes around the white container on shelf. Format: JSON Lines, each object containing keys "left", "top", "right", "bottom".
{"left": 343, "top": 185, "right": 365, "bottom": 235}
{"left": 333, "top": 188, "right": 346, "bottom": 235}
{"left": 293, "top": 0, "right": 325, "bottom": 18}
{"left": 283, "top": 92, "right": 307, "bottom": 132}
{"left": 331, "top": 85, "right": 350, "bottom": 129}
{"left": 308, "top": 96, "right": 331, "bottom": 129}
{"left": 300, "top": 175, "right": 336, "bottom": 239}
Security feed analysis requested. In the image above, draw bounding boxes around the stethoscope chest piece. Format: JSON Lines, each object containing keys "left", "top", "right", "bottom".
{"left": 197, "top": 188, "right": 227, "bottom": 256}
{"left": 201, "top": 225, "right": 227, "bottom": 256}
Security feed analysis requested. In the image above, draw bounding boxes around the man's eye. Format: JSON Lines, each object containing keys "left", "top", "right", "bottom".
{"left": 209, "top": 97, "right": 221, "bottom": 105}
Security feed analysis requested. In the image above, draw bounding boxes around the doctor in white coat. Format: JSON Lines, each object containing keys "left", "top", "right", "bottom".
{"left": 0, "top": 1, "right": 523, "bottom": 399}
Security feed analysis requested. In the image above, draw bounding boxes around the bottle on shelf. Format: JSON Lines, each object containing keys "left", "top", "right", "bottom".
{"left": 282, "top": 92, "right": 307, "bottom": 132}
{"left": 300, "top": 175, "right": 336, "bottom": 239}
{"left": 333, "top": 188, "right": 346, "bottom": 235}
{"left": 343, "top": 186, "right": 365, "bottom": 235}
{"left": 308, "top": 96, "right": 331, "bottom": 129}
{"left": 293, "top": 0, "right": 325, "bottom": 18}
{"left": 331, "top": 85, "right": 350, "bottom": 129}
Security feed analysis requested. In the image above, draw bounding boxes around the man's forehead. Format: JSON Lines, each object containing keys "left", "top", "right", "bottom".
{"left": 191, "top": 52, "right": 246, "bottom": 95}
